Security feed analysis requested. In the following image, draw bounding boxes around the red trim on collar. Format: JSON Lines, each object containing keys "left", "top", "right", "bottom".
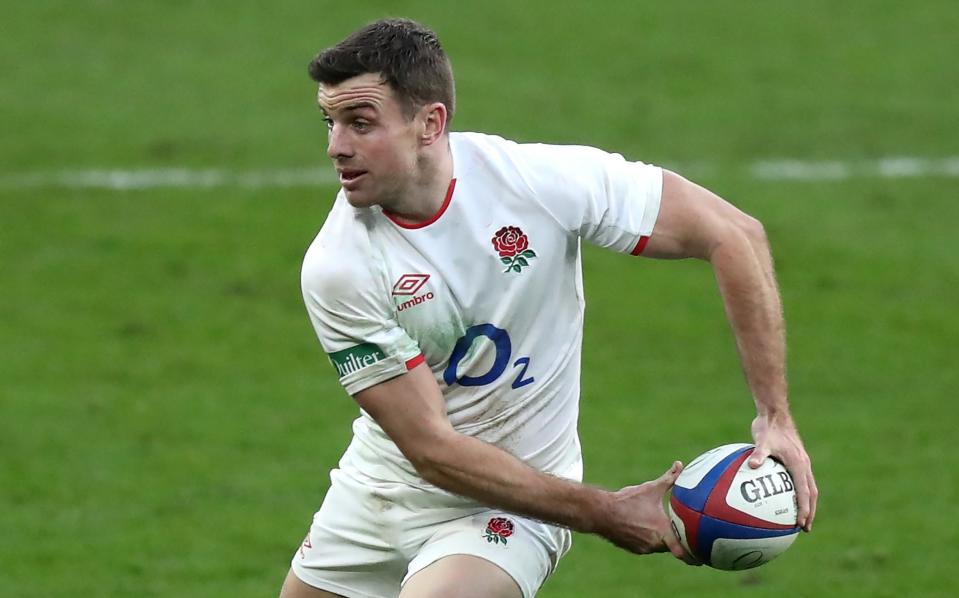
{"left": 384, "top": 178, "right": 457, "bottom": 229}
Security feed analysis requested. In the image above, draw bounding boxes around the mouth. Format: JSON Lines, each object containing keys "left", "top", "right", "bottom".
{"left": 337, "top": 169, "right": 368, "bottom": 189}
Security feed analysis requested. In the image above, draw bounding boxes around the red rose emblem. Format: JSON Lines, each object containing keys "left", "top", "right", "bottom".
{"left": 492, "top": 225, "right": 537, "bottom": 274}
{"left": 484, "top": 517, "right": 514, "bottom": 544}
{"left": 491, "top": 226, "right": 529, "bottom": 258}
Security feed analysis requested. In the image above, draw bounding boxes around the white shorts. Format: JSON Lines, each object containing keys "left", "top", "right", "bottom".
{"left": 290, "top": 467, "right": 572, "bottom": 598}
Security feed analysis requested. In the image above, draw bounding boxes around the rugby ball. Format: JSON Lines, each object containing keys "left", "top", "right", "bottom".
{"left": 668, "top": 443, "right": 800, "bottom": 570}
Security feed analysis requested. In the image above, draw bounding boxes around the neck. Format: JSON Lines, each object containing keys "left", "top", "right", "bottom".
{"left": 385, "top": 139, "right": 454, "bottom": 223}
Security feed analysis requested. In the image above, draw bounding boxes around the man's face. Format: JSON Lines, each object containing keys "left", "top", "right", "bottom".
{"left": 318, "top": 73, "right": 420, "bottom": 208}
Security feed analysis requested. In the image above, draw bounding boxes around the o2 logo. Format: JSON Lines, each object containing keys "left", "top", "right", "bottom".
{"left": 443, "top": 324, "right": 534, "bottom": 389}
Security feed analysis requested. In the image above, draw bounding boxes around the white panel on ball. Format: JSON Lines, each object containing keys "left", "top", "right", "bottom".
{"left": 725, "top": 458, "right": 798, "bottom": 526}
{"left": 709, "top": 534, "right": 799, "bottom": 570}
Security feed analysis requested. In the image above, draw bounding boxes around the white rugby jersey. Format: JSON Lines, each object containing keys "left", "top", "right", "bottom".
{"left": 301, "top": 132, "right": 662, "bottom": 491}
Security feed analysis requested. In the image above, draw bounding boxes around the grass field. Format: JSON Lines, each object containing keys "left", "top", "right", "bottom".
{"left": 2, "top": 1, "right": 957, "bottom": 596}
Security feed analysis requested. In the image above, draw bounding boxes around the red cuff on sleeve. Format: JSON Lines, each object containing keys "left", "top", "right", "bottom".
{"left": 630, "top": 235, "right": 651, "bottom": 256}
{"left": 405, "top": 354, "right": 425, "bottom": 370}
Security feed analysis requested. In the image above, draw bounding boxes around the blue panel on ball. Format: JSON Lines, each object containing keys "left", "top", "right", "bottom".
{"left": 697, "top": 514, "right": 799, "bottom": 565}
{"left": 672, "top": 446, "right": 753, "bottom": 512}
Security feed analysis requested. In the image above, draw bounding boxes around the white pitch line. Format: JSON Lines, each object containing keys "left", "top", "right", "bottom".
{"left": 1, "top": 157, "right": 958, "bottom": 191}
{"left": 750, "top": 156, "right": 959, "bottom": 181}
{"left": 0, "top": 167, "right": 340, "bottom": 190}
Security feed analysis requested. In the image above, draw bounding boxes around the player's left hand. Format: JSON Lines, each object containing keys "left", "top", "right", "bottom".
{"left": 749, "top": 413, "right": 818, "bottom": 532}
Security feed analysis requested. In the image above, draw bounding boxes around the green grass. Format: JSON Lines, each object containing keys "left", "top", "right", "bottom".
{"left": 2, "top": 1, "right": 957, "bottom": 596}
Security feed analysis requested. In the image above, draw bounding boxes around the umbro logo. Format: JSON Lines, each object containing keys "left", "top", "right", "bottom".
{"left": 392, "top": 273, "right": 430, "bottom": 296}
{"left": 393, "top": 273, "right": 435, "bottom": 312}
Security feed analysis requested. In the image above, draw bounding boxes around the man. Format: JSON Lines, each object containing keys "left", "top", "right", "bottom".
{"left": 281, "top": 17, "right": 818, "bottom": 598}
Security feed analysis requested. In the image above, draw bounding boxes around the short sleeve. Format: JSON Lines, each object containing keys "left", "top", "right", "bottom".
{"left": 514, "top": 142, "right": 663, "bottom": 255}
{"left": 301, "top": 230, "right": 422, "bottom": 396}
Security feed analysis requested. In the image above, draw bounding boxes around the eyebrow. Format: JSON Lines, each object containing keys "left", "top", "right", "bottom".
{"left": 321, "top": 100, "right": 378, "bottom": 112}
{"left": 340, "top": 102, "right": 377, "bottom": 113}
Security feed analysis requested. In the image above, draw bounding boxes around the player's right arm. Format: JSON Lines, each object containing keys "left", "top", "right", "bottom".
{"left": 302, "top": 188, "right": 693, "bottom": 562}
{"left": 351, "top": 363, "right": 697, "bottom": 564}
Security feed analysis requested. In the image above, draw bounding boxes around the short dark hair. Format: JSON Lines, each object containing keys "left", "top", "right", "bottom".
{"left": 309, "top": 18, "right": 455, "bottom": 124}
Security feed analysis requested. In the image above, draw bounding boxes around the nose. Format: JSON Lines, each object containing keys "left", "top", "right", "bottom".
{"left": 327, "top": 124, "right": 353, "bottom": 160}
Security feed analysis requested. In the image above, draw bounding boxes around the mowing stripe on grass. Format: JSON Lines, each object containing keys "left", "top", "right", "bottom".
{"left": 2, "top": 157, "right": 958, "bottom": 190}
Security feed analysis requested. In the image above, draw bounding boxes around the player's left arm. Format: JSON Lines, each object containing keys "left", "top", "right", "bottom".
{"left": 643, "top": 169, "right": 819, "bottom": 532}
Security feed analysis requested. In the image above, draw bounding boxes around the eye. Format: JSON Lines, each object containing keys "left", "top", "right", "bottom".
{"left": 352, "top": 119, "right": 373, "bottom": 132}
{"left": 322, "top": 117, "right": 333, "bottom": 130}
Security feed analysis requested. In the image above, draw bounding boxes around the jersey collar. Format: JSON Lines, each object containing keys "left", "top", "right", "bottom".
{"left": 383, "top": 178, "right": 457, "bottom": 230}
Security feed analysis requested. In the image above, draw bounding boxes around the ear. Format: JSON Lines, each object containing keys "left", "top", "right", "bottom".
{"left": 418, "top": 102, "right": 448, "bottom": 146}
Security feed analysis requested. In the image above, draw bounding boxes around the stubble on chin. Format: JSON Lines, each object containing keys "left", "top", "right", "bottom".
{"left": 343, "top": 190, "right": 373, "bottom": 208}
